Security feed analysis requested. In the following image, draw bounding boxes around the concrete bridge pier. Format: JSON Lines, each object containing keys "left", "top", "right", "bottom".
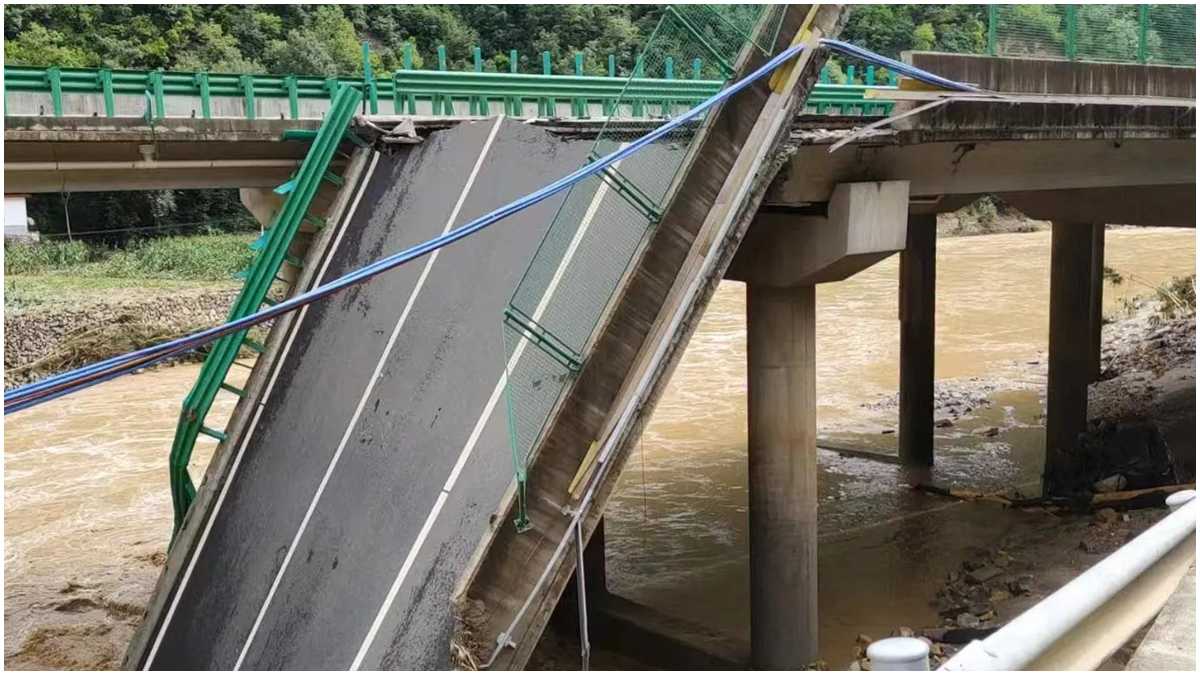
{"left": 746, "top": 281, "right": 819, "bottom": 668}
{"left": 730, "top": 181, "right": 910, "bottom": 668}
{"left": 1045, "top": 221, "right": 1104, "bottom": 494}
{"left": 898, "top": 214, "right": 937, "bottom": 484}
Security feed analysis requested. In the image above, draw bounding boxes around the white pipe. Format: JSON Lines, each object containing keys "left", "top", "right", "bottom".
{"left": 941, "top": 493, "right": 1197, "bottom": 671}
{"left": 7, "top": 159, "right": 304, "bottom": 171}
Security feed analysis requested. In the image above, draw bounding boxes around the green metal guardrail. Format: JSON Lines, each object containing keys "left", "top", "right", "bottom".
{"left": 987, "top": 4, "right": 1195, "bottom": 66}
{"left": 166, "top": 84, "right": 363, "bottom": 533}
{"left": 4, "top": 51, "right": 897, "bottom": 119}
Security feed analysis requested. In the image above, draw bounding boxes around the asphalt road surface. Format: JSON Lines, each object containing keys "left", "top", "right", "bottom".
{"left": 139, "top": 118, "right": 592, "bottom": 669}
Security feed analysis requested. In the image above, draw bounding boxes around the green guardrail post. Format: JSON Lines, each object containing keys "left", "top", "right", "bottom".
{"left": 285, "top": 75, "right": 299, "bottom": 119}
{"left": 401, "top": 43, "right": 417, "bottom": 114}
{"left": 362, "top": 41, "right": 378, "bottom": 115}
{"left": 847, "top": 64, "right": 856, "bottom": 84}
{"left": 819, "top": 65, "right": 830, "bottom": 84}
{"left": 99, "top": 68, "right": 115, "bottom": 117}
{"left": 632, "top": 56, "right": 645, "bottom": 117}
{"left": 45, "top": 67, "right": 63, "bottom": 116}
{"left": 608, "top": 54, "right": 616, "bottom": 77}
{"left": 150, "top": 70, "right": 166, "bottom": 120}
{"left": 539, "top": 50, "right": 553, "bottom": 117}
{"left": 663, "top": 56, "right": 675, "bottom": 115}
{"left": 1138, "top": 5, "right": 1149, "bottom": 63}
{"left": 572, "top": 52, "right": 586, "bottom": 117}
{"left": 987, "top": 5, "right": 998, "bottom": 56}
{"left": 692, "top": 57, "right": 702, "bottom": 79}
{"left": 507, "top": 49, "right": 520, "bottom": 115}
{"left": 196, "top": 72, "right": 211, "bottom": 119}
{"left": 471, "top": 45, "right": 487, "bottom": 115}
{"left": 1067, "top": 6, "right": 1080, "bottom": 60}
{"left": 240, "top": 73, "right": 256, "bottom": 120}
{"left": 866, "top": 65, "right": 876, "bottom": 86}
{"left": 436, "top": 45, "right": 452, "bottom": 115}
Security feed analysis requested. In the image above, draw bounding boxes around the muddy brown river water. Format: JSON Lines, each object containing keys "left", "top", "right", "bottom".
{"left": 4, "top": 228, "right": 1195, "bottom": 667}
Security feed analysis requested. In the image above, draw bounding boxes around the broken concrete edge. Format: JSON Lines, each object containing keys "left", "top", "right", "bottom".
{"left": 448, "top": 5, "right": 849, "bottom": 670}
{"left": 120, "top": 146, "right": 374, "bottom": 670}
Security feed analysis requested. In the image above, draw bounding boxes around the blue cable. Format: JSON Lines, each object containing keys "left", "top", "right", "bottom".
{"left": 821, "top": 38, "right": 980, "bottom": 92}
{"left": 6, "top": 39, "right": 980, "bottom": 413}
{"left": 5, "top": 43, "right": 809, "bottom": 412}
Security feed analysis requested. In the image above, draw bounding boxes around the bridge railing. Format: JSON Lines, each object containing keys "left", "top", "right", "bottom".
{"left": 3, "top": 60, "right": 896, "bottom": 121}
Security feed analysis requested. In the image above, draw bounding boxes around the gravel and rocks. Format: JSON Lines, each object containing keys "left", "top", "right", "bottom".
{"left": 4, "top": 288, "right": 242, "bottom": 388}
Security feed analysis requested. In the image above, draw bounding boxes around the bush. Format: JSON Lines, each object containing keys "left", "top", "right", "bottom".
{"left": 100, "top": 234, "right": 255, "bottom": 280}
{"left": 3, "top": 239, "right": 98, "bottom": 274}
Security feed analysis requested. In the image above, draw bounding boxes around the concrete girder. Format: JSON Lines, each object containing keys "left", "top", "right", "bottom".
{"left": 999, "top": 185, "right": 1196, "bottom": 228}
{"left": 767, "top": 138, "right": 1195, "bottom": 207}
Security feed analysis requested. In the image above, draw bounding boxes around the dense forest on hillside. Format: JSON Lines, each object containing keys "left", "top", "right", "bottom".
{"left": 3, "top": 5, "right": 991, "bottom": 238}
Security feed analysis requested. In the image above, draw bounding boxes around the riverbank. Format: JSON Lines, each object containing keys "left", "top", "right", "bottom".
{"left": 3, "top": 232, "right": 261, "bottom": 388}
{"left": 4, "top": 277, "right": 241, "bottom": 388}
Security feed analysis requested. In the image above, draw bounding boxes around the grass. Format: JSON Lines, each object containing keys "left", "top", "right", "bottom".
{"left": 4, "top": 233, "right": 255, "bottom": 280}
{"left": 4, "top": 275, "right": 239, "bottom": 314}
{"left": 4, "top": 233, "right": 253, "bottom": 315}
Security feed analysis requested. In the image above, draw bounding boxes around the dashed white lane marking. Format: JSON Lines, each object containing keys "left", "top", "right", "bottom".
{"left": 232, "top": 117, "right": 505, "bottom": 670}
{"left": 144, "top": 150, "right": 382, "bottom": 669}
{"left": 350, "top": 147, "right": 625, "bottom": 669}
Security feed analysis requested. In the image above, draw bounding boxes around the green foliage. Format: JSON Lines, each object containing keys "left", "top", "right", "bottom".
{"left": 4, "top": 239, "right": 99, "bottom": 274}
{"left": 264, "top": 5, "right": 363, "bottom": 76}
{"left": 838, "top": 5, "right": 985, "bottom": 59}
{"left": 1152, "top": 274, "right": 1196, "bottom": 324}
{"left": 4, "top": 23, "right": 94, "bottom": 67}
{"left": 4, "top": 234, "right": 254, "bottom": 280}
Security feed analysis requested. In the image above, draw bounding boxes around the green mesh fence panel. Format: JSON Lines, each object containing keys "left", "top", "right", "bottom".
{"left": 1077, "top": 5, "right": 1142, "bottom": 63}
{"left": 992, "top": 5, "right": 1068, "bottom": 59}
{"left": 500, "top": 4, "right": 781, "bottom": 530}
{"left": 991, "top": 4, "right": 1195, "bottom": 65}
{"left": 1147, "top": 5, "right": 1197, "bottom": 66}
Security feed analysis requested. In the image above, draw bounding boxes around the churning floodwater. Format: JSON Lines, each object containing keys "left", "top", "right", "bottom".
{"left": 4, "top": 228, "right": 1195, "bottom": 667}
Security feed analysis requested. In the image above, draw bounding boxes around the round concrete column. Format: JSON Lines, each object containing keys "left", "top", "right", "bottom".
{"left": 746, "top": 282, "right": 818, "bottom": 668}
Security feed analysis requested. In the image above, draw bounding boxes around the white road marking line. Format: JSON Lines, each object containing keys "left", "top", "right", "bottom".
{"left": 143, "top": 150, "right": 382, "bottom": 670}
{"left": 233, "top": 117, "right": 505, "bottom": 670}
{"left": 350, "top": 148, "right": 625, "bottom": 669}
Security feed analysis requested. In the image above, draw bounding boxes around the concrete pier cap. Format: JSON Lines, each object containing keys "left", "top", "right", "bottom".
{"left": 728, "top": 180, "right": 910, "bottom": 286}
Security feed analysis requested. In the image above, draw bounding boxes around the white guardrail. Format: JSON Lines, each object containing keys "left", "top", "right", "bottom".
{"left": 868, "top": 490, "right": 1197, "bottom": 671}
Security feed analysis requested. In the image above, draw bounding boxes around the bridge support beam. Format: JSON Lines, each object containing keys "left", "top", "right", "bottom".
{"left": 898, "top": 213, "right": 936, "bottom": 483}
{"left": 1045, "top": 221, "right": 1100, "bottom": 495}
{"left": 746, "top": 282, "right": 818, "bottom": 668}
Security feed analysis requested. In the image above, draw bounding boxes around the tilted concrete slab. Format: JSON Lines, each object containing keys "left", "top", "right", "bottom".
{"left": 125, "top": 119, "right": 598, "bottom": 669}
{"left": 452, "top": 6, "right": 849, "bottom": 670}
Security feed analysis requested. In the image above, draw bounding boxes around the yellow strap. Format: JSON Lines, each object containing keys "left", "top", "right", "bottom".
{"left": 768, "top": 4, "right": 822, "bottom": 94}
{"left": 567, "top": 440, "right": 601, "bottom": 500}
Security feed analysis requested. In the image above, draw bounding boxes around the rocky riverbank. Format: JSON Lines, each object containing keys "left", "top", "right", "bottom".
{"left": 4, "top": 284, "right": 244, "bottom": 388}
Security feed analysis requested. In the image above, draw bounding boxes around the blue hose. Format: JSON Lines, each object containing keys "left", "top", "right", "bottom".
{"left": 6, "top": 40, "right": 978, "bottom": 413}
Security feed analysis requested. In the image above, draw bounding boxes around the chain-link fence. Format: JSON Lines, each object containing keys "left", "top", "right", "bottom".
{"left": 988, "top": 5, "right": 1195, "bottom": 66}
{"left": 500, "top": 4, "right": 782, "bottom": 529}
